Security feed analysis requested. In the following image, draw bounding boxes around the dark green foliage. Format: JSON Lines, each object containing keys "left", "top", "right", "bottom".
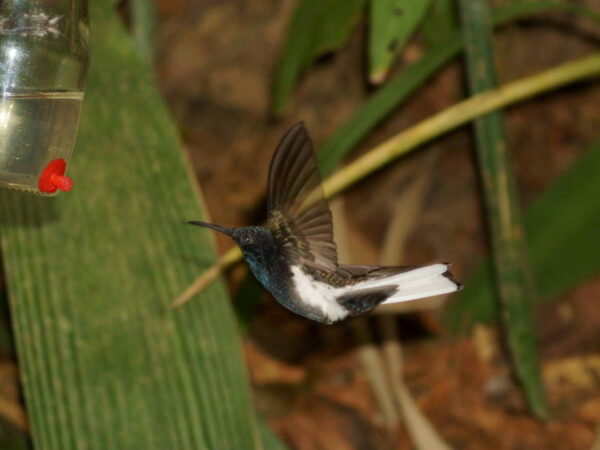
{"left": 272, "top": 0, "right": 367, "bottom": 114}
{"left": 316, "top": 0, "right": 600, "bottom": 176}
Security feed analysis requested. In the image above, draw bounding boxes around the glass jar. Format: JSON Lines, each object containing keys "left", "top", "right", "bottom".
{"left": 0, "top": 0, "right": 89, "bottom": 195}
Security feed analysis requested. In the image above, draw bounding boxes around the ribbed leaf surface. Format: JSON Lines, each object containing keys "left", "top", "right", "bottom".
{"left": 0, "top": 2, "right": 263, "bottom": 448}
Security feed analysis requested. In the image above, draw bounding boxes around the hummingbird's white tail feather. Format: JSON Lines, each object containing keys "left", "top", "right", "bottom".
{"left": 357, "top": 263, "right": 461, "bottom": 304}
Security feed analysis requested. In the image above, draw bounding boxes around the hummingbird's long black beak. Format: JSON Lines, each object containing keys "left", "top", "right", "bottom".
{"left": 188, "top": 221, "right": 234, "bottom": 237}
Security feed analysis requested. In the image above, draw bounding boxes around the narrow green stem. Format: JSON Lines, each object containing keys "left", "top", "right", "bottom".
{"left": 130, "top": 0, "right": 156, "bottom": 65}
{"left": 459, "top": 0, "right": 547, "bottom": 418}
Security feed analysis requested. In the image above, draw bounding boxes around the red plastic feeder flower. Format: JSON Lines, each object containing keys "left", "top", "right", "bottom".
{"left": 38, "top": 158, "right": 73, "bottom": 194}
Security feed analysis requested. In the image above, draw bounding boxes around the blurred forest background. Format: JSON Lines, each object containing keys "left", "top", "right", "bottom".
{"left": 159, "top": 0, "right": 600, "bottom": 446}
{"left": 1, "top": 0, "right": 600, "bottom": 448}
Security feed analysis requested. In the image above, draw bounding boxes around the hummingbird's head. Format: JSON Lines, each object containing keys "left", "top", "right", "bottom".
{"left": 188, "top": 221, "right": 275, "bottom": 261}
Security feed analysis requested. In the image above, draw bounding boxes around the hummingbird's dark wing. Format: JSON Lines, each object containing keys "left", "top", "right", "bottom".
{"left": 267, "top": 123, "right": 338, "bottom": 272}
{"left": 337, "top": 263, "right": 461, "bottom": 287}
{"left": 336, "top": 264, "right": 416, "bottom": 281}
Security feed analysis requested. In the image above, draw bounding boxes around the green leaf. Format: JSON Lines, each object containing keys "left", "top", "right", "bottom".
{"left": 0, "top": 2, "right": 277, "bottom": 448}
{"left": 421, "top": 0, "right": 457, "bottom": 48}
{"left": 272, "top": 0, "right": 367, "bottom": 114}
{"left": 317, "top": 0, "right": 600, "bottom": 176}
{"left": 492, "top": 0, "right": 600, "bottom": 26}
{"left": 444, "top": 136, "right": 600, "bottom": 332}
{"left": 368, "top": 0, "right": 434, "bottom": 83}
{"left": 458, "top": 0, "right": 546, "bottom": 418}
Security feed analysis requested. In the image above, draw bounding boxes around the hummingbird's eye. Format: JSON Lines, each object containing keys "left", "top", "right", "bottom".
{"left": 239, "top": 233, "right": 252, "bottom": 245}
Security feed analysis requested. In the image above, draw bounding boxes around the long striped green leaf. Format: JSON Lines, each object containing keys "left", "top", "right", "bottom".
{"left": 0, "top": 1, "right": 273, "bottom": 448}
{"left": 458, "top": 0, "right": 547, "bottom": 418}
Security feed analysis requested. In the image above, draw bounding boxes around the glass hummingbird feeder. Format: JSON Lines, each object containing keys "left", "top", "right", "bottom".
{"left": 0, "top": 0, "right": 89, "bottom": 195}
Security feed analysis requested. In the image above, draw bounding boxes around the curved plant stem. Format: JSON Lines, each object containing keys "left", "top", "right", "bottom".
{"left": 171, "top": 248, "right": 241, "bottom": 308}
{"left": 172, "top": 53, "right": 600, "bottom": 308}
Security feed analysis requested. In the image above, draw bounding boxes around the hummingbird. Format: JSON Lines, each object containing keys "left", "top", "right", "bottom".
{"left": 190, "top": 123, "right": 461, "bottom": 324}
